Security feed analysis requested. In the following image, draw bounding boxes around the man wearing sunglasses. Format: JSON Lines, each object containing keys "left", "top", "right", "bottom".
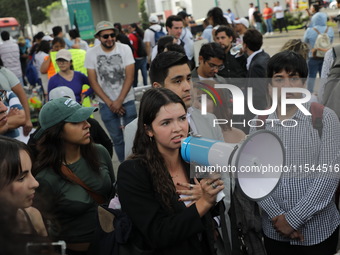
{"left": 191, "top": 42, "right": 226, "bottom": 84}
{"left": 85, "top": 21, "right": 137, "bottom": 162}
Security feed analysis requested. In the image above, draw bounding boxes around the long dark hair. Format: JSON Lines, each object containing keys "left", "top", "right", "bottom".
{"left": 34, "top": 121, "right": 100, "bottom": 177}
{"left": 131, "top": 88, "right": 187, "bottom": 208}
{"left": 130, "top": 23, "right": 144, "bottom": 38}
{"left": 0, "top": 136, "right": 32, "bottom": 189}
{"left": 157, "top": 35, "right": 175, "bottom": 55}
{"left": 37, "top": 40, "right": 51, "bottom": 54}
{"left": 207, "top": 7, "right": 229, "bottom": 27}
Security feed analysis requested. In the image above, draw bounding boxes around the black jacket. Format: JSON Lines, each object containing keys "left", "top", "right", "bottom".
{"left": 117, "top": 159, "right": 217, "bottom": 255}
{"left": 218, "top": 51, "right": 247, "bottom": 80}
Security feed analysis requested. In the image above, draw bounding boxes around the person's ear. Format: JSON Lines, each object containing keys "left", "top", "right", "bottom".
{"left": 198, "top": 56, "right": 203, "bottom": 65}
{"left": 152, "top": 82, "right": 162, "bottom": 88}
{"left": 144, "top": 124, "right": 153, "bottom": 138}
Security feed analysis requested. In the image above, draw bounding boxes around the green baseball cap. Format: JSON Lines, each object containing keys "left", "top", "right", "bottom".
{"left": 34, "top": 97, "right": 97, "bottom": 139}
{"left": 95, "top": 21, "right": 116, "bottom": 36}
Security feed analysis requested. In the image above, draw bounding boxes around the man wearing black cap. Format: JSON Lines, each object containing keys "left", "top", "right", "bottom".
{"left": 84, "top": 21, "right": 137, "bottom": 162}
{"left": 177, "top": 11, "right": 195, "bottom": 68}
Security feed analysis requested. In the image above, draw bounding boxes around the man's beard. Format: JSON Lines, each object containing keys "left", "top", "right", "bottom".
{"left": 101, "top": 41, "right": 115, "bottom": 49}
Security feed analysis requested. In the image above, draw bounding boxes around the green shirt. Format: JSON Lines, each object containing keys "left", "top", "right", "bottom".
{"left": 35, "top": 144, "right": 115, "bottom": 243}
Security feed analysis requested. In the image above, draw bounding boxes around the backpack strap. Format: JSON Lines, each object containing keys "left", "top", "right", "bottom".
{"left": 180, "top": 27, "right": 187, "bottom": 41}
{"left": 149, "top": 25, "right": 163, "bottom": 34}
{"left": 61, "top": 164, "right": 106, "bottom": 204}
{"left": 313, "top": 27, "right": 320, "bottom": 34}
{"left": 310, "top": 102, "right": 324, "bottom": 138}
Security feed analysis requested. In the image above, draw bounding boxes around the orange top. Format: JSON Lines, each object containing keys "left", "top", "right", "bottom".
{"left": 263, "top": 7, "right": 273, "bottom": 20}
{"left": 44, "top": 55, "right": 56, "bottom": 79}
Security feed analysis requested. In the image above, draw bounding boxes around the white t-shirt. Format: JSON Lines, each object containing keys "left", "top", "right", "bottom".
{"left": 34, "top": 51, "right": 49, "bottom": 78}
{"left": 0, "top": 40, "right": 22, "bottom": 78}
{"left": 248, "top": 7, "right": 255, "bottom": 23}
{"left": 84, "top": 43, "right": 135, "bottom": 103}
{"left": 273, "top": 6, "right": 284, "bottom": 19}
{"left": 143, "top": 24, "right": 166, "bottom": 48}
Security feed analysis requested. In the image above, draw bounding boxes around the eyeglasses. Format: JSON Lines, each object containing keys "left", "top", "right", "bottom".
{"left": 101, "top": 33, "right": 116, "bottom": 39}
{"left": 0, "top": 91, "right": 6, "bottom": 102}
{"left": 207, "top": 62, "right": 225, "bottom": 71}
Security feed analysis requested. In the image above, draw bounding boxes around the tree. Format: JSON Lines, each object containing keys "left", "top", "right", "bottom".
{"left": 139, "top": 0, "right": 149, "bottom": 30}
{"left": 0, "top": 0, "right": 57, "bottom": 30}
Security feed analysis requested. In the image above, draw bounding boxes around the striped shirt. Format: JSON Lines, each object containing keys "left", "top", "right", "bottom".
{"left": 3, "top": 91, "right": 23, "bottom": 138}
{"left": 250, "top": 102, "right": 340, "bottom": 245}
{"left": 0, "top": 40, "right": 22, "bottom": 78}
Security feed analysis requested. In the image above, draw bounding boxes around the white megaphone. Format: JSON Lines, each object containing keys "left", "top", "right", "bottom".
{"left": 181, "top": 130, "right": 285, "bottom": 201}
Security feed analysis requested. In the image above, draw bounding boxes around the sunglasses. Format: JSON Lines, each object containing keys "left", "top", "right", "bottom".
{"left": 101, "top": 33, "right": 116, "bottom": 39}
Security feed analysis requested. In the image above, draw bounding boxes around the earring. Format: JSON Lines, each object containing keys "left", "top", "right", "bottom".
{"left": 149, "top": 136, "right": 153, "bottom": 142}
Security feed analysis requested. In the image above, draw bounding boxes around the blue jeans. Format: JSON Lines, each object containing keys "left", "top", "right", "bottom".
{"left": 307, "top": 57, "right": 323, "bottom": 93}
{"left": 255, "top": 22, "right": 263, "bottom": 34}
{"left": 265, "top": 18, "right": 273, "bottom": 33}
{"left": 133, "top": 57, "right": 148, "bottom": 87}
{"left": 99, "top": 100, "right": 137, "bottom": 162}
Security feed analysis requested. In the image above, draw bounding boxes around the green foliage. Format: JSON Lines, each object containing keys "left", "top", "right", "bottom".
{"left": 0, "top": 0, "right": 58, "bottom": 28}
{"left": 273, "top": 11, "right": 309, "bottom": 29}
{"left": 139, "top": 0, "right": 149, "bottom": 30}
{"left": 42, "top": 1, "right": 63, "bottom": 22}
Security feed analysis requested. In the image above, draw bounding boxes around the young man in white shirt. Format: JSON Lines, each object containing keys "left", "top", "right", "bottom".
{"left": 273, "top": 1, "right": 288, "bottom": 33}
{"left": 85, "top": 21, "right": 137, "bottom": 162}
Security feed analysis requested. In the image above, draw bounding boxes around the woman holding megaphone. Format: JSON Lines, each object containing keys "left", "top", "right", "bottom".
{"left": 118, "top": 88, "right": 224, "bottom": 255}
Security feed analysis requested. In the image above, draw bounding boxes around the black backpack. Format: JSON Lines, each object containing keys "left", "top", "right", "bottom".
{"left": 134, "top": 33, "right": 147, "bottom": 58}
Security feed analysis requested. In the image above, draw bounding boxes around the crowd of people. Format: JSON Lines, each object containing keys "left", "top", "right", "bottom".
{"left": 0, "top": 2, "right": 340, "bottom": 255}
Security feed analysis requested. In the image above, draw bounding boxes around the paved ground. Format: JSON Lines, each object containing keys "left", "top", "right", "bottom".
{"left": 263, "top": 26, "right": 340, "bottom": 56}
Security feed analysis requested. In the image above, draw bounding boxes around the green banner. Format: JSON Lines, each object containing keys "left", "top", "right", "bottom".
{"left": 66, "top": 0, "right": 95, "bottom": 40}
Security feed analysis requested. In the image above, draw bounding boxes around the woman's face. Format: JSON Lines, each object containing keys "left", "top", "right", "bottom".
{"left": 0, "top": 150, "right": 39, "bottom": 209}
{"left": 147, "top": 103, "right": 188, "bottom": 154}
{"left": 310, "top": 5, "right": 316, "bottom": 13}
{"left": 62, "top": 120, "right": 91, "bottom": 145}
{"left": 56, "top": 59, "right": 71, "bottom": 72}
{"left": 52, "top": 42, "right": 64, "bottom": 52}
{"left": 128, "top": 26, "right": 135, "bottom": 33}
